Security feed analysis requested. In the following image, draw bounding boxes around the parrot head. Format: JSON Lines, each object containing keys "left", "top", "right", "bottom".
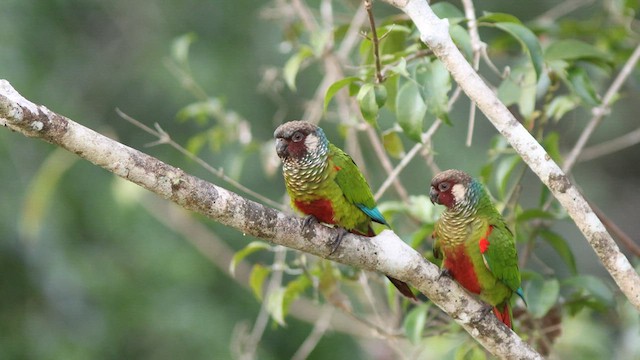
{"left": 429, "top": 169, "right": 476, "bottom": 209}
{"left": 274, "top": 120, "right": 328, "bottom": 164}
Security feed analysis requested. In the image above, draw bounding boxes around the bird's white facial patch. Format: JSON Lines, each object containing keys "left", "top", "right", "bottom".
{"left": 304, "top": 133, "right": 319, "bottom": 152}
{"left": 452, "top": 183, "right": 466, "bottom": 203}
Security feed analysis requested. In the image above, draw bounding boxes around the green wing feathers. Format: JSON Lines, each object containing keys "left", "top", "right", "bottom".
{"left": 480, "top": 221, "right": 522, "bottom": 294}
{"left": 329, "top": 144, "right": 388, "bottom": 226}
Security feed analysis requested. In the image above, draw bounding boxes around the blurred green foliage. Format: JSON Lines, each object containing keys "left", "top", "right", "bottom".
{"left": 2, "top": 0, "right": 640, "bottom": 359}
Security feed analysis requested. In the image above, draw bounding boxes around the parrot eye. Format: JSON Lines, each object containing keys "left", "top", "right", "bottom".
{"left": 291, "top": 132, "right": 304, "bottom": 142}
{"left": 438, "top": 182, "right": 450, "bottom": 192}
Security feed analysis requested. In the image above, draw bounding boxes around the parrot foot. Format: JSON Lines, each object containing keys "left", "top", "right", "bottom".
{"left": 302, "top": 215, "right": 319, "bottom": 228}
{"left": 479, "top": 304, "right": 494, "bottom": 319}
{"left": 438, "top": 268, "right": 453, "bottom": 280}
{"left": 328, "top": 228, "right": 349, "bottom": 255}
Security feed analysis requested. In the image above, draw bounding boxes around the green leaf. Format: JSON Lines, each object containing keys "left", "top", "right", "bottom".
{"left": 545, "top": 39, "right": 613, "bottom": 63}
{"left": 357, "top": 83, "right": 379, "bottom": 126}
{"left": 516, "top": 208, "right": 556, "bottom": 222}
{"left": 382, "top": 129, "right": 406, "bottom": 159}
{"left": 283, "top": 275, "right": 312, "bottom": 315}
{"left": 525, "top": 276, "right": 560, "bottom": 318}
{"left": 249, "top": 264, "right": 271, "bottom": 301}
{"left": 384, "top": 74, "right": 399, "bottom": 111}
{"left": 387, "top": 57, "right": 410, "bottom": 78}
{"left": 494, "top": 155, "right": 521, "bottom": 198}
{"left": 229, "top": 241, "right": 272, "bottom": 276}
{"left": 450, "top": 24, "right": 473, "bottom": 60}
{"left": 185, "top": 133, "right": 207, "bottom": 155}
{"left": 478, "top": 12, "right": 523, "bottom": 24}
{"left": 432, "top": 2, "right": 465, "bottom": 23}
{"left": 494, "top": 22, "right": 544, "bottom": 80}
{"left": 454, "top": 343, "right": 487, "bottom": 360}
{"left": 498, "top": 65, "right": 537, "bottom": 118}
{"left": 539, "top": 229, "right": 578, "bottom": 275}
{"left": 374, "top": 84, "right": 387, "bottom": 108}
{"left": 403, "top": 303, "right": 430, "bottom": 344}
{"left": 542, "top": 132, "right": 562, "bottom": 163}
{"left": 324, "top": 77, "right": 361, "bottom": 111}
{"left": 266, "top": 287, "right": 287, "bottom": 326}
{"left": 171, "top": 33, "right": 197, "bottom": 66}
{"left": 563, "top": 275, "right": 614, "bottom": 305}
{"left": 378, "top": 25, "right": 412, "bottom": 59}
{"left": 568, "top": 67, "right": 601, "bottom": 106}
{"left": 20, "top": 149, "right": 78, "bottom": 239}
{"left": 396, "top": 81, "right": 427, "bottom": 142}
{"left": 416, "top": 59, "right": 451, "bottom": 120}
{"left": 284, "top": 46, "right": 314, "bottom": 91}
{"left": 546, "top": 95, "right": 579, "bottom": 122}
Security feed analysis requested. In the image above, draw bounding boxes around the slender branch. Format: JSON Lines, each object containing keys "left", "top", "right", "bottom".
{"left": 590, "top": 201, "right": 640, "bottom": 257}
{"left": 535, "top": 0, "right": 596, "bottom": 25}
{"left": 461, "top": 0, "right": 481, "bottom": 147}
{"left": 380, "top": 0, "right": 640, "bottom": 315}
{"left": 241, "top": 247, "right": 287, "bottom": 360}
{"left": 579, "top": 126, "right": 640, "bottom": 162}
{"left": 374, "top": 120, "right": 442, "bottom": 200}
{"left": 116, "top": 109, "right": 286, "bottom": 211}
{"left": 291, "top": 306, "right": 334, "bottom": 360}
{"left": 0, "top": 79, "right": 541, "bottom": 360}
{"left": 563, "top": 42, "right": 640, "bottom": 173}
{"left": 364, "top": 0, "right": 384, "bottom": 83}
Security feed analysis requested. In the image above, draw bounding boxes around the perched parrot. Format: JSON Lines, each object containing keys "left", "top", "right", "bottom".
{"left": 274, "top": 120, "right": 416, "bottom": 300}
{"left": 429, "top": 169, "right": 525, "bottom": 328}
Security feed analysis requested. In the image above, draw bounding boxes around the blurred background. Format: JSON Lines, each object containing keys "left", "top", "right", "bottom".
{"left": 1, "top": 0, "right": 639, "bottom": 359}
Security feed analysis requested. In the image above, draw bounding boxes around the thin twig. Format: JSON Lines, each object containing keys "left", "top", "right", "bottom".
{"left": 364, "top": 0, "right": 384, "bottom": 83}
{"left": 590, "top": 201, "right": 640, "bottom": 257}
{"left": 164, "top": 58, "right": 209, "bottom": 101}
{"left": 562, "top": 42, "right": 640, "bottom": 173}
{"left": 535, "top": 0, "right": 596, "bottom": 24}
{"left": 579, "top": 126, "right": 640, "bottom": 162}
{"left": 374, "top": 120, "right": 442, "bottom": 201}
{"left": 461, "top": 0, "right": 482, "bottom": 147}
{"left": 374, "top": 85, "right": 463, "bottom": 201}
{"left": 291, "top": 306, "right": 335, "bottom": 360}
{"left": 116, "top": 109, "right": 286, "bottom": 211}
{"left": 241, "top": 247, "right": 287, "bottom": 360}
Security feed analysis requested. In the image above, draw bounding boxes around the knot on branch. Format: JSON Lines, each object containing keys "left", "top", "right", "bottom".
{"left": 548, "top": 173, "right": 570, "bottom": 194}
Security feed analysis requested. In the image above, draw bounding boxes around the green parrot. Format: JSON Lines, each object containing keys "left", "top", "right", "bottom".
{"left": 429, "top": 169, "right": 525, "bottom": 328}
{"left": 274, "top": 120, "right": 416, "bottom": 300}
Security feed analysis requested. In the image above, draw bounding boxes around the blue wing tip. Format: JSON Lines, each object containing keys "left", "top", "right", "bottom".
{"left": 516, "top": 287, "right": 527, "bottom": 307}
{"left": 357, "top": 204, "right": 389, "bottom": 227}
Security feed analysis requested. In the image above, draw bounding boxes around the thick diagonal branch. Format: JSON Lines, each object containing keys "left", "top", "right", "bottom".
{"left": 0, "top": 80, "right": 541, "bottom": 359}
{"left": 381, "top": 0, "right": 640, "bottom": 311}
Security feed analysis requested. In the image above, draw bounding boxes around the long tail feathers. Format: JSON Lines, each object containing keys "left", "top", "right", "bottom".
{"left": 387, "top": 276, "right": 417, "bottom": 300}
{"left": 493, "top": 303, "right": 513, "bottom": 329}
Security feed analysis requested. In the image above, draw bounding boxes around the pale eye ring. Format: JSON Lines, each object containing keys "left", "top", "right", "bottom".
{"left": 292, "top": 132, "right": 304, "bottom": 142}
{"left": 438, "top": 182, "right": 450, "bottom": 192}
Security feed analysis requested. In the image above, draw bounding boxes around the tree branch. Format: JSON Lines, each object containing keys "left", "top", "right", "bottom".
{"left": 381, "top": 0, "right": 640, "bottom": 310}
{"left": 0, "top": 79, "right": 541, "bottom": 359}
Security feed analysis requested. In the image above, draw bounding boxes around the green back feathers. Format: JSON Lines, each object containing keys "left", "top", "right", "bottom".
{"left": 330, "top": 144, "right": 388, "bottom": 226}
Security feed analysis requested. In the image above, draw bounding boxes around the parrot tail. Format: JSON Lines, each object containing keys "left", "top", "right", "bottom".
{"left": 493, "top": 303, "right": 513, "bottom": 329}
{"left": 387, "top": 276, "right": 417, "bottom": 301}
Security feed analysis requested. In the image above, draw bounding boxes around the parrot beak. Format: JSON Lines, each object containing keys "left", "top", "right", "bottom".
{"left": 429, "top": 186, "right": 438, "bottom": 204}
{"left": 275, "top": 138, "right": 288, "bottom": 158}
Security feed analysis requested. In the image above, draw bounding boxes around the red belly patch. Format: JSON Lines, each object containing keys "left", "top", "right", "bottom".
{"left": 443, "top": 246, "right": 482, "bottom": 294}
{"left": 294, "top": 199, "right": 335, "bottom": 225}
